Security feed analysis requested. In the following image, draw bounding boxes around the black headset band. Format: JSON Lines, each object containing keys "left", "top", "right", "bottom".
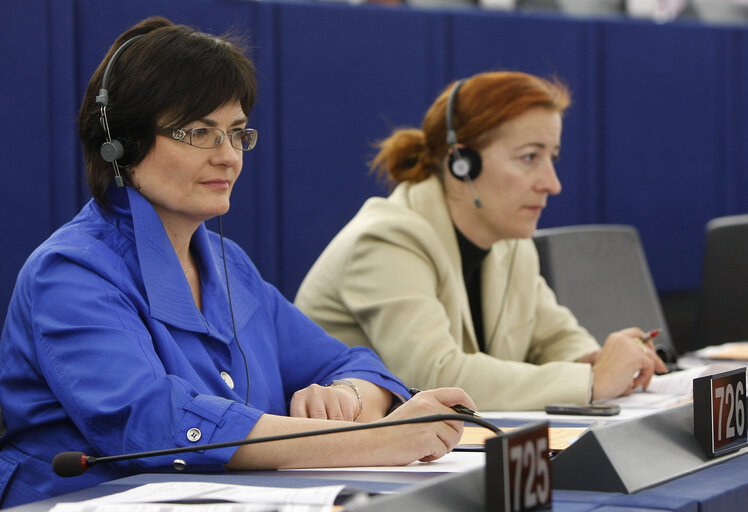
{"left": 96, "top": 34, "right": 146, "bottom": 107}
{"left": 446, "top": 78, "right": 467, "bottom": 147}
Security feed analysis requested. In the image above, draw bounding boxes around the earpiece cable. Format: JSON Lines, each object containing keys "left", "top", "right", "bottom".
{"left": 218, "top": 216, "right": 251, "bottom": 406}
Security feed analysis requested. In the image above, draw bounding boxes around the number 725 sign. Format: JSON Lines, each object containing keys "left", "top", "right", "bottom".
{"left": 485, "top": 421, "right": 551, "bottom": 511}
{"left": 694, "top": 367, "right": 747, "bottom": 458}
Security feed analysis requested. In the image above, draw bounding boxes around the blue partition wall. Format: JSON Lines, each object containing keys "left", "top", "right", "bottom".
{"left": 2, "top": 0, "right": 748, "bottom": 321}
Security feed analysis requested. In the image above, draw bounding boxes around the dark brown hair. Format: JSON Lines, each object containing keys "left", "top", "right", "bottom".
{"left": 78, "top": 17, "right": 257, "bottom": 206}
{"left": 371, "top": 71, "right": 571, "bottom": 184}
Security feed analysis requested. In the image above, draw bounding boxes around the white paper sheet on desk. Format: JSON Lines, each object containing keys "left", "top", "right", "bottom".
{"left": 602, "top": 362, "right": 746, "bottom": 410}
{"left": 692, "top": 342, "right": 748, "bottom": 362}
{"left": 481, "top": 363, "right": 746, "bottom": 426}
{"left": 600, "top": 366, "right": 706, "bottom": 410}
{"left": 280, "top": 450, "right": 485, "bottom": 474}
{"left": 50, "top": 481, "right": 344, "bottom": 512}
{"left": 52, "top": 504, "right": 283, "bottom": 512}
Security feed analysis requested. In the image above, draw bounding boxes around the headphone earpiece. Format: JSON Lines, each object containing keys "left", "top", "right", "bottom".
{"left": 100, "top": 140, "right": 125, "bottom": 163}
{"left": 445, "top": 79, "right": 482, "bottom": 208}
{"left": 448, "top": 147, "right": 482, "bottom": 180}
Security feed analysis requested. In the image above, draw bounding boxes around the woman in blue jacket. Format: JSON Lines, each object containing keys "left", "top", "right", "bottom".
{"left": 0, "top": 16, "right": 474, "bottom": 507}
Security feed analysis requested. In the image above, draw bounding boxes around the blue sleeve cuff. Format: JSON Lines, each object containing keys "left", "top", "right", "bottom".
{"left": 171, "top": 395, "right": 263, "bottom": 471}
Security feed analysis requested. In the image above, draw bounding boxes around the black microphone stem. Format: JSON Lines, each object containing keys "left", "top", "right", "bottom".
{"left": 56, "top": 413, "right": 500, "bottom": 475}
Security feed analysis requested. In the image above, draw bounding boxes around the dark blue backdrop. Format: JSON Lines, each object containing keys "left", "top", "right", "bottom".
{"left": 2, "top": 0, "right": 747, "bottom": 321}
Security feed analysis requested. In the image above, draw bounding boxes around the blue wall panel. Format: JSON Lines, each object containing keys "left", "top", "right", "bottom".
{"left": 2, "top": 0, "right": 747, "bottom": 320}
{"left": 729, "top": 31, "right": 748, "bottom": 215}
{"left": 0, "top": 0, "right": 58, "bottom": 319}
{"left": 600, "top": 21, "right": 727, "bottom": 290}
{"left": 275, "top": 3, "right": 443, "bottom": 295}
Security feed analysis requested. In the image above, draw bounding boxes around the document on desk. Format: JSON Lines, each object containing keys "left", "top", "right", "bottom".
{"left": 49, "top": 481, "right": 345, "bottom": 512}
{"left": 604, "top": 362, "right": 746, "bottom": 410}
{"left": 281, "top": 450, "right": 485, "bottom": 474}
{"left": 458, "top": 426, "right": 585, "bottom": 451}
{"left": 482, "top": 363, "right": 747, "bottom": 429}
{"left": 692, "top": 342, "right": 748, "bottom": 361}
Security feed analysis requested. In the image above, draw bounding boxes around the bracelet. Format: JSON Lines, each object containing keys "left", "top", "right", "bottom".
{"left": 329, "top": 379, "right": 363, "bottom": 421}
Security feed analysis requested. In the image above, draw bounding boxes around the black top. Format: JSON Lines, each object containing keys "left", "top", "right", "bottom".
{"left": 455, "top": 226, "right": 490, "bottom": 352}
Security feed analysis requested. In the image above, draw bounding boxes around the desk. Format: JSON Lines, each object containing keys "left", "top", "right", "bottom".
{"left": 6, "top": 396, "right": 746, "bottom": 511}
{"left": 5, "top": 449, "right": 748, "bottom": 511}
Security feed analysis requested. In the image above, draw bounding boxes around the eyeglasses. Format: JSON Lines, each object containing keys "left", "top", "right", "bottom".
{"left": 160, "top": 126, "right": 258, "bottom": 151}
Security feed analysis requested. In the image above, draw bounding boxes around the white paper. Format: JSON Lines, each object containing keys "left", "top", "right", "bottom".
{"left": 280, "top": 450, "right": 485, "bottom": 473}
{"left": 50, "top": 482, "right": 345, "bottom": 512}
{"left": 51, "top": 504, "right": 287, "bottom": 512}
{"left": 623, "top": 362, "right": 747, "bottom": 405}
{"left": 692, "top": 342, "right": 748, "bottom": 361}
{"left": 483, "top": 362, "right": 748, "bottom": 427}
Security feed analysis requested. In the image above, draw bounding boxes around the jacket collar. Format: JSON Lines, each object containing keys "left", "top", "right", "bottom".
{"left": 109, "top": 187, "right": 255, "bottom": 341}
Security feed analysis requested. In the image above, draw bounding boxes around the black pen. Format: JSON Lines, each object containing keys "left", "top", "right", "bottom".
{"left": 408, "top": 388, "right": 482, "bottom": 418}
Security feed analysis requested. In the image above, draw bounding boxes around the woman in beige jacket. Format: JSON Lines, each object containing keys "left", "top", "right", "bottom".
{"left": 295, "top": 71, "right": 666, "bottom": 411}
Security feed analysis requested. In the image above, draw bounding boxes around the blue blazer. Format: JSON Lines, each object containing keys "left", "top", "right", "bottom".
{"left": 0, "top": 186, "right": 407, "bottom": 507}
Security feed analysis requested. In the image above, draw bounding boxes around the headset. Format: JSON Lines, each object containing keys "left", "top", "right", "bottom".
{"left": 95, "top": 34, "right": 145, "bottom": 188}
{"left": 445, "top": 79, "right": 482, "bottom": 208}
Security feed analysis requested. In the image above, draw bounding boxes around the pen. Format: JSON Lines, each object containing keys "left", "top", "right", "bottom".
{"left": 640, "top": 328, "right": 661, "bottom": 344}
{"left": 408, "top": 388, "right": 481, "bottom": 418}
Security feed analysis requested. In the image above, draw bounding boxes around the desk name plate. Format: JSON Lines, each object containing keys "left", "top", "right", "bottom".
{"left": 693, "top": 367, "right": 747, "bottom": 458}
{"left": 485, "top": 420, "right": 551, "bottom": 512}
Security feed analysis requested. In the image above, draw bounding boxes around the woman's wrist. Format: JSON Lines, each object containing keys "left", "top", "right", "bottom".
{"left": 328, "top": 379, "right": 363, "bottom": 421}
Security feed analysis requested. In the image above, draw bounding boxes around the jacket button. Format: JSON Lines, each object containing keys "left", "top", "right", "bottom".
{"left": 186, "top": 428, "right": 202, "bottom": 442}
{"left": 220, "top": 371, "right": 235, "bottom": 389}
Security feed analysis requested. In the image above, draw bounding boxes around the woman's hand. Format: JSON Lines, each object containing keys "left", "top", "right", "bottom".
{"left": 591, "top": 327, "right": 668, "bottom": 400}
{"left": 290, "top": 382, "right": 361, "bottom": 422}
{"left": 372, "top": 387, "right": 477, "bottom": 464}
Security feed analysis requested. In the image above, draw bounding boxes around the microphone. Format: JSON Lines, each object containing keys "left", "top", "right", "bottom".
{"left": 53, "top": 413, "right": 501, "bottom": 477}
{"left": 463, "top": 175, "right": 482, "bottom": 209}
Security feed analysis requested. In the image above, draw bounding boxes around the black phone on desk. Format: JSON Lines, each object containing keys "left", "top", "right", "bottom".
{"left": 544, "top": 403, "right": 621, "bottom": 416}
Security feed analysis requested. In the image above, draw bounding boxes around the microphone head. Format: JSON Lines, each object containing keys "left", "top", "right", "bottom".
{"left": 53, "top": 451, "right": 92, "bottom": 477}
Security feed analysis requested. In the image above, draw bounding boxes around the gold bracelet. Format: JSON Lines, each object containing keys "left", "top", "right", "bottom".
{"left": 330, "top": 379, "right": 362, "bottom": 421}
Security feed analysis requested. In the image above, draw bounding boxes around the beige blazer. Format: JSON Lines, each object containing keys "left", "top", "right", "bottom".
{"left": 295, "top": 175, "right": 600, "bottom": 410}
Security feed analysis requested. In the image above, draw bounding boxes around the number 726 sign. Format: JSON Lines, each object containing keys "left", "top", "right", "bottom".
{"left": 693, "top": 367, "right": 747, "bottom": 458}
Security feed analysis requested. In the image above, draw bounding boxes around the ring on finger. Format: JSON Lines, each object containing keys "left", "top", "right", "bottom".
{"left": 635, "top": 338, "right": 649, "bottom": 355}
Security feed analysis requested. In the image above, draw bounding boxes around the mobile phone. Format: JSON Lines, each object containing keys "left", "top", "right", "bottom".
{"left": 544, "top": 403, "right": 621, "bottom": 416}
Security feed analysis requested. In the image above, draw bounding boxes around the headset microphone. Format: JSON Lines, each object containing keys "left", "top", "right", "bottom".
{"left": 446, "top": 79, "right": 482, "bottom": 209}
{"left": 463, "top": 172, "right": 482, "bottom": 209}
{"left": 96, "top": 34, "right": 145, "bottom": 187}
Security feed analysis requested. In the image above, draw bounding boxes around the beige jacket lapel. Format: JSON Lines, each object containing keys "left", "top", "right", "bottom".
{"left": 482, "top": 240, "right": 520, "bottom": 356}
{"left": 394, "top": 176, "right": 480, "bottom": 353}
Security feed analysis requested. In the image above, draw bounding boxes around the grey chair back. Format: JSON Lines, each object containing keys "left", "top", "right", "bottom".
{"left": 698, "top": 214, "right": 748, "bottom": 347}
{"left": 533, "top": 224, "right": 678, "bottom": 362}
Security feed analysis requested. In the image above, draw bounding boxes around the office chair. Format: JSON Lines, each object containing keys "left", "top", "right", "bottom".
{"left": 698, "top": 214, "right": 748, "bottom": 347}
{"left": 533, "top": 224, "right": 679, "bottom": 363}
